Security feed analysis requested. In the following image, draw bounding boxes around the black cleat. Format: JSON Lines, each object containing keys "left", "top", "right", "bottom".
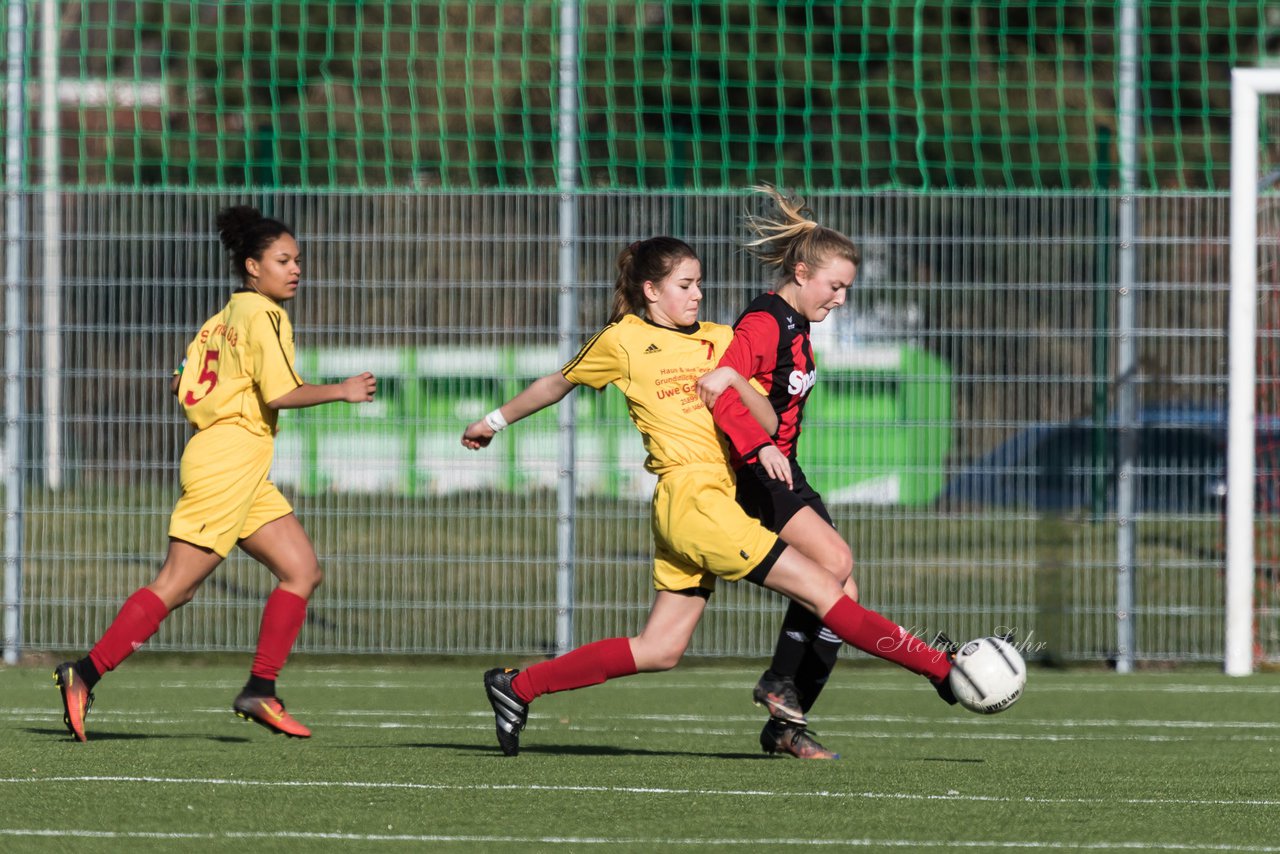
{"left": 931, "top": 632, "right": 961, "bottom": 656}
{"left": 53, "top": 662, "right": 94, "bottom": 742}
{"left": 484, "top": 667, "right": 529, "bottom": 757}
{"left": 760, "top": 718, "right": 839, "bottom": 760}
{"left": 930, "top": 632, "right": 960, "bottom": 705}
{"left": 751, "top": 670, "right": 807, "bottom": 726}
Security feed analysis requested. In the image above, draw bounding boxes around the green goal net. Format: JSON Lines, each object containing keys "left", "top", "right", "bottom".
{"left": 5, "top": 1, "right": 1274, "bottom": 190}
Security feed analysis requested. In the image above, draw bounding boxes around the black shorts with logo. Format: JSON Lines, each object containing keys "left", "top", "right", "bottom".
{"left": 734, "top": 456, "right": 833, "bottom": 534}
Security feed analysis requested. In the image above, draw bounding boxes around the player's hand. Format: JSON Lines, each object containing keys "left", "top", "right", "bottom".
{"left": 342, "top": 372, "right": 377, "bottom": 403}
{"left": 757, "top": 444, "right": 792, "bottom": 489}
{"left": 462, "top": 419, "right": 495, "bottom": 450}
{"left": 695, "top": 366, "right": 737, "bottom": 411}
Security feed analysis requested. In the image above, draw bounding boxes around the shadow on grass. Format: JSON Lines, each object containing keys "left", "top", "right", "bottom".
{"left": 27, "top": 727, "right": 250, "bottom": 744}
{"left": 920, "top": 756, "right": 986, "bottom": 763}
{"left": 402, "top": 741, "right": 767, "bottom": 759}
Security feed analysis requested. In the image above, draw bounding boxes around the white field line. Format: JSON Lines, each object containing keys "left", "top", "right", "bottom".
{"left": 133, "top": 677, "right": 1280, "bottom": 695}
{"left": 613, "top": 680, "right": 1280, "bottom": 695}
{"left": 6, "top": 718, "right": 1274, "bottom": 741}
{"left": 7, "top": 709, "right": 1280, "bottom": 741}
{"left": 0, "top": 828, "right": 1279, "bottom": 851}
{"left": 12, "top": 706, "right": 1280, "bottom": 731}
{"left": 2, "top": 775, "right": 1279, "bottom": 810}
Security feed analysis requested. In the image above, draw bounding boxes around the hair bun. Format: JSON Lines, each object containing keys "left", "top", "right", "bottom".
{"left": 215, "top": 205, "right": 263, "bottom": 252}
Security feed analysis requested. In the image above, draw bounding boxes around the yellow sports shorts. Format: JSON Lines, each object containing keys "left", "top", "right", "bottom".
{"left": 650, "top": 463, "right": 782, "bottom": 593}
{"left": 167, "top": 424, "right": 293, "bottom": 557}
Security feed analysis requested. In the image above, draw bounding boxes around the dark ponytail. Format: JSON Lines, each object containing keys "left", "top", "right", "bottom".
{"left": 609, "top": 236, "right": 699, "bottom": 323}
{"left": 215, "top": 205, "right": 294, "bottom": 284}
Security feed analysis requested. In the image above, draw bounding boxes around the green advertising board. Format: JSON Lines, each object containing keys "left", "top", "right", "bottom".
{"left": 275, "top": 345, "right": 950, "bottom": 506}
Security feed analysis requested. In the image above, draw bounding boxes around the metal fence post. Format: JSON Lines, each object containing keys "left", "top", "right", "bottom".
{"left": 1114, "top": 0, "right": 1140, "bottom": 674}
{"left": 4, "top": 0, "right": 28, "bottom": 665}
{"left": 554, "top": 0, "right": 581, "bottom": 657}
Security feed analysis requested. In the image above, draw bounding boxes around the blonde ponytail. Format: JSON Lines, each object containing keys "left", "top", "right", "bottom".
{"left": 744, "top": 185, "right": 859, "bottom": 284}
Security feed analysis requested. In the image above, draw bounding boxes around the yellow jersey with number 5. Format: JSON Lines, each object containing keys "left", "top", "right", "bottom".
{"left": 176, "top": 291, "right": 304, "bottom": 436}
{"left": 562, "top": 314, "right": 737, "bottom": 476}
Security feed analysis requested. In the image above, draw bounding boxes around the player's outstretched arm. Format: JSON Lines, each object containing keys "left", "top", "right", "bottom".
{"left": 267, "top": 372, "right": 377, "bottom": 410}
{"left": 462, "top": 370, "right": 575, "bottom": 450}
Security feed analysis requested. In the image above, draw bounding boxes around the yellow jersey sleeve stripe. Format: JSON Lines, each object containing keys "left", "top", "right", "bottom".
{"left": 266, "top": 311, "right": 304, "bottom": 387}
{"left": 560, "top": 323, "right": 615, "bottom": 378}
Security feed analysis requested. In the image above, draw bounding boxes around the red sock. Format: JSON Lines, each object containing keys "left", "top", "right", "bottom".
{"left": 251, "top": 589, "right": 308, "bottom": 681}
{"left": 511, "top": 637, "right": 637, "bottom": 703}
{"left": 820, "top": 597, "right": 951, "bottom": 682}
{"left": 87, "top": 588, "right": 169, "bottom": 675}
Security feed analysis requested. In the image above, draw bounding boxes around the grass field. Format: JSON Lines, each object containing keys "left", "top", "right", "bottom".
{"left": 2, "top": 655, "right": 1278, "bottom": 852}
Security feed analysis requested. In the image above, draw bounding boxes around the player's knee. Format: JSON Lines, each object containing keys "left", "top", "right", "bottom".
{"left": 292, "top": 563, "right": 323, "bottom": 597}
{"left": 845, "top": 575, "right": 859, "bottom": 602}
{"left": 633, "top": 637, "right": 688, "bottom": 671}
{"left": 648, "top": 645, "right": 686, "bottom": 671}
{"left": 167, "top": 585, "right": 200, "bottom": 609}
{"left": 803, "top": 570, "right": 847, "bottom": 615}
{"left": 822, "top": 545, "right": 854, "bottom": 587}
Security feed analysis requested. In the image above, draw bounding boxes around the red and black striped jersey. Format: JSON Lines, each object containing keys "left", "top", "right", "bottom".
{"left": 712, "top": 291, "right": 816, "bottom": 467}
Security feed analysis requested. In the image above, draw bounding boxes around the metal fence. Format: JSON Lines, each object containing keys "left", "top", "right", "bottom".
{"left": 1, "top": 188, "right": 1249, "bottom": 664}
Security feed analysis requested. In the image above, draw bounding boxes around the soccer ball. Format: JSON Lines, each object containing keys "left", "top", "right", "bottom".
{"left": 947, "top": 636, "right": 1026, "bottom": 714}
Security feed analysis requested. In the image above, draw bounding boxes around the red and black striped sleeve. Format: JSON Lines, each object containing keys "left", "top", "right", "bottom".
{"left": 712, "top": 310, "right": 780, "bottom": 464}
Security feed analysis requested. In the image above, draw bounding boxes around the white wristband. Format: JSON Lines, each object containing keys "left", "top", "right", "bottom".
{"left": 483, "top": 408, "right": 508, "bottom": 432}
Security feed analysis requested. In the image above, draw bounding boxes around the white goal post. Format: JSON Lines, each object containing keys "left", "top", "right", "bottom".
{"left": 1226, "top": 68, "right": 1280, "bottom": 676}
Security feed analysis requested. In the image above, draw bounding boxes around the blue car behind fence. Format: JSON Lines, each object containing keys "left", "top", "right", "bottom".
{"left": 941, "top": 407, "right": 1241, "bottom": 513}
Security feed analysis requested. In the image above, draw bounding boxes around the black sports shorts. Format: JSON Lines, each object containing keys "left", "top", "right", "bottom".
{"left": 734, "top": 456, "right": 833, "bottom": 534}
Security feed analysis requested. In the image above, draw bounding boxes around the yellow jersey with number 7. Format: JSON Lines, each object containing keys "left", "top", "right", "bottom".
{"left": 176, "top": 291, "right": 304, "bottom": 436}
{"left": 561, "top": 314, "right": 737, "bottom": 476}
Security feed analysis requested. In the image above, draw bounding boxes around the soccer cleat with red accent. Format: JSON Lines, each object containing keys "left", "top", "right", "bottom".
{"left": 53, "top": 662, "right": 94, "bottom": 742}
{"left": 751, "top": 670, "right": 807, "bottom": 726}
{"left": 760, "top": 718, "right": 839, "bottom": 760}
{"left": 233, "top": 691, "right": 312, "bottom": 738}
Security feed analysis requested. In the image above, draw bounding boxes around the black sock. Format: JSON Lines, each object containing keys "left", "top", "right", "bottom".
{"left": 74, "top": 657, "right": 102, "bottom": 691}
{"left": 795, "top": 632, "right": 843, "bottom": 713}
{"left": 245, "top": 675, "right": 275, "bottom": 696}
{"left": 769, "top": 600, "right": 826, "bottom": 677}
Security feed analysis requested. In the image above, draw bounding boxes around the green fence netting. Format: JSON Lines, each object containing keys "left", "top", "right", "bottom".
{"left": 3, "top": 1, "right": 1275, "bottom": 190}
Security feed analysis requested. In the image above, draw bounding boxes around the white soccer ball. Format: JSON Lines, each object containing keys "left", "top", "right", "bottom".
{"left": 947, "top": 636, "right": 1026, "bottom": 714}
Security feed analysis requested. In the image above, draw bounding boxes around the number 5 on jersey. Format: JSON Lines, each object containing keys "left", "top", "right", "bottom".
{"left": 184, "top": 349, "right": 220, "bottom": 406}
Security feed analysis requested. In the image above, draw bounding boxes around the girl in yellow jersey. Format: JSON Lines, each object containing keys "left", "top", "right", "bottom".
{"left": 53, "top": 206, "right": 377, "bottom": 742}
{"left": 463, "top": 237, "right": 959, "bottom": 758}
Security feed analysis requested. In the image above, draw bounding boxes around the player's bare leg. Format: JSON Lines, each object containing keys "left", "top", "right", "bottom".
{"left": 55, "top": 539, "right": 221, "bottom": 741}
{"left": 484, "top": 590, "right": 707, "bottom": 756}
{"left": 231, "top": 514, "right": 321, "bottom": 738}
{"left": 628, "top": 589, "right": 708, "bottom": 672}
{"left": 147, "top": 539, "right": 225, "bottom": 608}
{"left": 762, "top": 547, "right": 952, "bottom": 688}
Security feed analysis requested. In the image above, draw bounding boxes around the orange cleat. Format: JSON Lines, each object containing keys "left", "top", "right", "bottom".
{"left": 53, "top": 662, "right": 94, "bottom": 742}
{"left": 232, "top": 692, "right": 312, "bottom": 738}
